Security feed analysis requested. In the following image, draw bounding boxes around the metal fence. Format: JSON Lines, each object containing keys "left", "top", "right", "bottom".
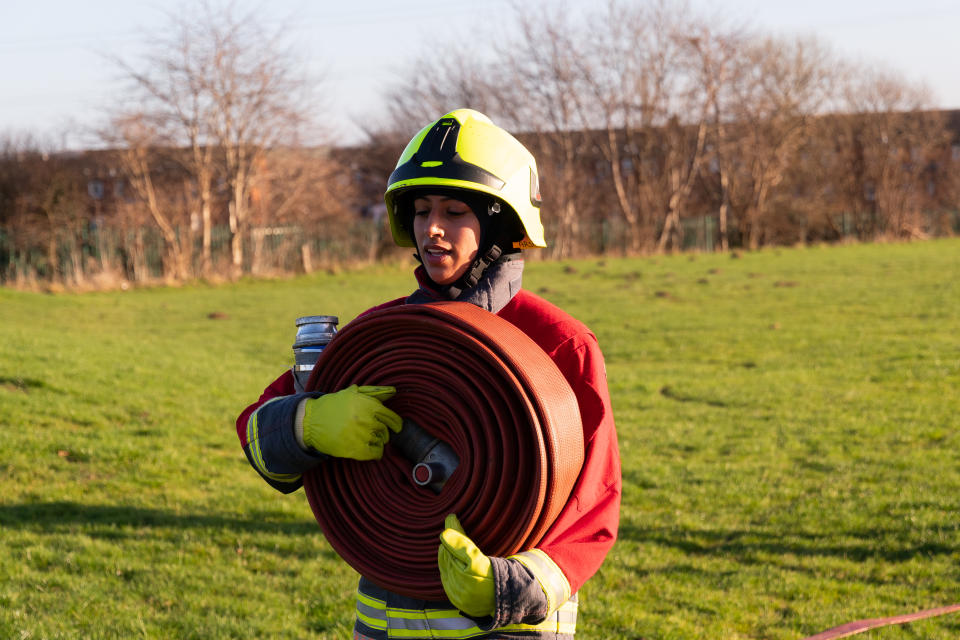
{"left": 2, "top": 210, "right": 958, "bottom": 288}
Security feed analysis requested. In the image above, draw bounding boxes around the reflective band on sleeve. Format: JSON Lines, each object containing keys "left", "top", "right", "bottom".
{"left": 245, "top": 397, "right": 302, "bottom": 483}
{"left": 507, "top": 549, "right": 572, "bottom": 617}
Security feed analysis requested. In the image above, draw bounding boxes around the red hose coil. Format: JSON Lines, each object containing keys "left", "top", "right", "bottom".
{"left": 302, "top": 301, "right": 584, "bottom": 599}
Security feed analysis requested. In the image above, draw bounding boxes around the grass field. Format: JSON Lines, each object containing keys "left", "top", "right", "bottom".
{"left": 1, "top": 239, "right": 959, "bottom": 639}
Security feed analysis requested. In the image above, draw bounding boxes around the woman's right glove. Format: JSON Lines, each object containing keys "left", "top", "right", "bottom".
{"left": 297, "top": 384, "right": 402, "bottom": 460}
{"left": 438, "top": 514, "right": 496, "bottom": 618}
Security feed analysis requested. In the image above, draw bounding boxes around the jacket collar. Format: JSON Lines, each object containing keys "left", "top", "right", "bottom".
{"left": 407, "top": 255, "right": 524, "bottom": 314}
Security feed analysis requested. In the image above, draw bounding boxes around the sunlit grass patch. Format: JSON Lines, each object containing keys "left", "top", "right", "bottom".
{"left": 1, "top": 239, "right": 958, "bottom": 638}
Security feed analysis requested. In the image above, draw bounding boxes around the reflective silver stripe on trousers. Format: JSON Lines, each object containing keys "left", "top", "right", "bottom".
{"left": 502, "top": 594, "right": 578, "bottom": 634}
{"left": 356, "top": 587, "right": 578, "bottom": 638}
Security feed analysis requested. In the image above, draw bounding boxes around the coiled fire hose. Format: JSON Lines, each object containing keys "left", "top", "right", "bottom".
{"left": 301, "top": 301, "right": 585, "bottom": 600}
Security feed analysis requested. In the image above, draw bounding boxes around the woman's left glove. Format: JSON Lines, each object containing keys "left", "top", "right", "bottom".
{"left": 438, "top": 513, "right": 496, "bottom": 617}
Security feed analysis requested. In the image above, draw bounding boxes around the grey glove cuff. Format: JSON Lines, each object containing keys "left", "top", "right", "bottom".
{"left": 245, "top": 392, "right": 328, "bottom": 488}
{"left": 476, "top": 556, "right": 548, "bottom": 631}
{"left": 263, "top": 392, "right": 326, "bottom": 462}
{"left": 294, "top": 398, "right": 309, "bottom": 450}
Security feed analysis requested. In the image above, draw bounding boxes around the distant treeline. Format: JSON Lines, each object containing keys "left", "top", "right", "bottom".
{"left": 2, "top": 1, "right": 959, "bottom": 289}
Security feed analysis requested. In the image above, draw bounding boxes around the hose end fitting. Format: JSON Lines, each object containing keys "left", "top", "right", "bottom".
{"left": 391, "top": 418, "right": 460, "bottom": 493}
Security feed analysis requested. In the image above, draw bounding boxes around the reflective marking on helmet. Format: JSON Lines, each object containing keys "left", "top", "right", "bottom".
{"left": 529, "top": 167, "right": 542, "bottom": 208}
{"left": 421, "top": 118, "right": 462, "bottom": 163}
{"left": 388, "top": 156, "right": 505, "bottom": 191}
{"left": 388, "top": 115, "right": 506, "bottom": 191}
{"left": 428, "top": 118, "right": 458, "bottom": 155}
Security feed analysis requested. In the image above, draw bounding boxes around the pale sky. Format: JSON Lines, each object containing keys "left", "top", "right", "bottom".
{"left": 2, "top": 0, "right": 958, "bottom": 149}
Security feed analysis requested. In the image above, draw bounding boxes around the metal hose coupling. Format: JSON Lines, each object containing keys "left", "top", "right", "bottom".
{"left": 292, "top": 315, "right": 339, "bottom": 392}
{"left": 390, "top": 418, "right": 460, "bottom": 493}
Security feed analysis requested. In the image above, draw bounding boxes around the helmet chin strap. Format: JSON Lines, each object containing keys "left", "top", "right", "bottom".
{"left": 448, "top": 198, "right": 513, "bottom": 294}
{"left": 445, "top": 243, "right": 503, "bottom": 299}
{"left": 413, "top": 242, "right": 505, "bottom": 300}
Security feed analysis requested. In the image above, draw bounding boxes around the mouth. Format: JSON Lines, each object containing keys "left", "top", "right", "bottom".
{"left": 423, "top": 245, "right": 451, "bottom": 258}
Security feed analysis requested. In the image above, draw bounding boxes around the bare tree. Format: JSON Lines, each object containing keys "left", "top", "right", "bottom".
{"left": 576, "top": 0, "right": 673, "bottom": 253}
{"left": 109, "top": 22, "right": 219, "bottom": 274}
{"left": 246, "top": 145, "right": 364, "bottom": 273}
{"left": 831, "top": 65, "right": 947, "bottom": 239}
{"left": 383, "top": 53, "right": 499, "bottom": 134}
{"left": 0, "top": 136, "right": 89, "bottom": 286}
{"left": 495, "top": 3, "right": 596, "bottom": 257}
{"left": 687, "top": 20, "right": 746, "bottom": 252}
{"left": 570, "top": 0, "right": 725, "bottom": 254}
{"left": 107, "top": 0, "right": 317, "bottom": 278}
{"left": 724, "top": 35, "right": 836, "bottom": 249}
{"left": 108, "top": 114, "right": 193, "bottom": 280}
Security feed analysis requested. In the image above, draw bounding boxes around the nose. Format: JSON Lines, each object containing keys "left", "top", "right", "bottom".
{"left": 425, "top": 209, "right": 444, "bottom": 237}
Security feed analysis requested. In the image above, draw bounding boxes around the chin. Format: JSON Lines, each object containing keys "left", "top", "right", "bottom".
{"left": 431, "top": 274, "right": 457, "bottom": 286}
{"left": 427, "top": 268, "right": 462, "bottom": 287}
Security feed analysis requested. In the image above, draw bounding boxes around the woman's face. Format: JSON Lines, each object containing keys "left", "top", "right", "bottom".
{"left": 412, "top": 194, "right": 482, "bottom": 286}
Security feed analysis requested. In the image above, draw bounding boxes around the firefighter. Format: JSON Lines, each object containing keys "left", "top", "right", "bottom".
{"left": 236, "top": 109, "right": 621, "bottom": 639}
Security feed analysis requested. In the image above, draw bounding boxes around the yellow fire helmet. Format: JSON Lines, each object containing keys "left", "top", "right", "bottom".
{"left": 384, "top": 109, "right": 546, "bottom": 249}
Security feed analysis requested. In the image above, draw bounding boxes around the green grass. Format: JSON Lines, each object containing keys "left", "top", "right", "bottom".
{"left": 1, "top": 240, "right": 959, "bottom": 639}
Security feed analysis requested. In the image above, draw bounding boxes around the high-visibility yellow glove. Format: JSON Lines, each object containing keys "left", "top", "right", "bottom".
{"left": 300, "top": 385, "right": 402, "bottom": 460}
{"left": 438, "top": 513, "right": 495, "bottom": 618}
